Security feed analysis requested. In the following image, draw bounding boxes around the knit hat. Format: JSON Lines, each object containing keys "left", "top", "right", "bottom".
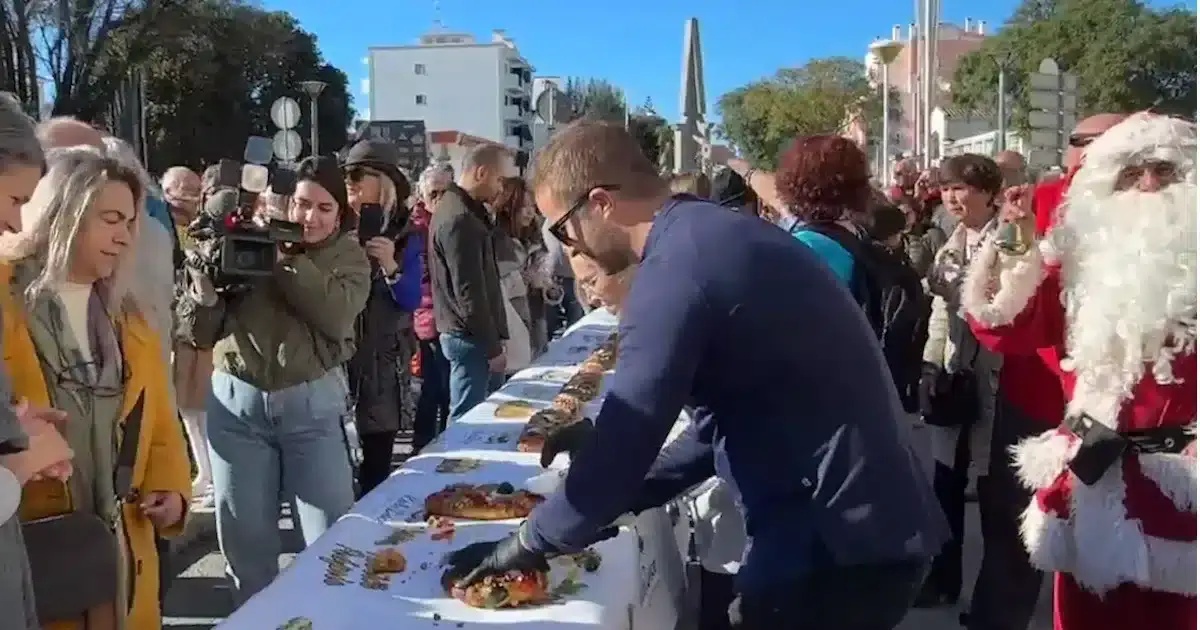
{"left": 341, "top": 139, "right": 412, "bottom": 200}
{"left": 296, "top": 155, "right": 353, "bottom": 231}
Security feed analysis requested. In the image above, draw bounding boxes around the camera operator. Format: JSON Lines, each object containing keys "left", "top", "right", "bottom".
{"left": 341, "top": 139, "right": 424, "bottom": 495}
{"left": 175, "top": 156, "right": 370, "bottom": 604}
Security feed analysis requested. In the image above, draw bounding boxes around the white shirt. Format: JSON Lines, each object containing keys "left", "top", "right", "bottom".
{"left": 54, "top": 281, "right": 95, "bottom": 367}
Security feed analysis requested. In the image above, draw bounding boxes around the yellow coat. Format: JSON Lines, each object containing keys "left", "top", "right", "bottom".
{"left": 0, "top": 264, "right": 191, "bottom": 630}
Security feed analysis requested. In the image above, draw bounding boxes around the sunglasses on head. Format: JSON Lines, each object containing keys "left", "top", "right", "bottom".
{"left": 1068, "top": 133, "right": 1100, "bottom": 148}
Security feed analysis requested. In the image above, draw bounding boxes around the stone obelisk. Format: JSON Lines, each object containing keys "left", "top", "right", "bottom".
{"left": 674, "top": 17, "right": 709, "bottom": 175}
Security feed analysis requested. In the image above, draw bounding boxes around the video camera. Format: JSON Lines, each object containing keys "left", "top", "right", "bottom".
{"left": 186, "top": 138, "right": 304, "bottom": 290}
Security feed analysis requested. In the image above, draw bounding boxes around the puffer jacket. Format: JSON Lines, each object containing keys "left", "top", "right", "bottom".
{"left": 347, "top": 211, "right": 423, "bottom": 434}
{"left": 410, "top": 202, "right": 437, "bottom": 342}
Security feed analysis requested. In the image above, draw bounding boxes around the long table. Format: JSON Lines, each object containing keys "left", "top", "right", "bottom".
{"left": 217, "top": 309, "right": 687, "bottom": 629}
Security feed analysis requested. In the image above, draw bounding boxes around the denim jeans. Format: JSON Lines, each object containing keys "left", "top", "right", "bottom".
{"left": 413, "top": 338, "right": 450, "bottom": 452}
{"left": 729, "top": 559, "right": 928, "bottom": 630}
{"left": 440, "top": 332, "right": 502, "bottom": 421}
{"left": 206, "top": 368, "right": 356, "bottom": 605}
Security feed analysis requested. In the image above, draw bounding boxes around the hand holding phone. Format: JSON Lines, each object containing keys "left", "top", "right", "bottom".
{"left": 358, "top": 204, "right": 385, "bottom": 243}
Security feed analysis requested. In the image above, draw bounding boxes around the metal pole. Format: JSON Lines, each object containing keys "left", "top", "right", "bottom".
{"left": 996, "top": 64, "right": 1007, "bottom": 152}
{"left": 882, "top": 63, "right": 891, "bottom": 179}
{"left": 309, "top": 97, "right": 319, "bottom": 157}
{"left": 920, "top": 0, "right": 932, "bottom": 167}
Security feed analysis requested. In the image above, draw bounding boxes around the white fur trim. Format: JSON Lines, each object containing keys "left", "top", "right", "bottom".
{"left": 1010, "top": 429, "right": 1077, "bottom": 490}
{"left": 961, "top": 236, "right": 1047, "bottom": 328}
{"left": 1019, "top": 462, "right": 1197, "bottom": 596}
{"left": 1037, "top": 237, "right": 1059, "bottom": 264}
{"left": 1138, "top": 452, "right": 1197, "bottom": 513}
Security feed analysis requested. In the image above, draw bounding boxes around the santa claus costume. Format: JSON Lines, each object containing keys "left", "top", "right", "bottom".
{"left": 963, "top": 113, "right": 1197, "bottom": 630}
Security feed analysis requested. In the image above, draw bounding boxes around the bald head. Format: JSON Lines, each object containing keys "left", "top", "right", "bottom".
{"left": 37, "top": 116, "right": 104, "bottom": 150}
{"left": 162, "top": 166, "right": 202, "bottom": 219}
{"left": 995, "top": 151, "right": 1027, "bottom": 186}
{"left": 1066, "top": 113, "right": 1129, "bottom": 170}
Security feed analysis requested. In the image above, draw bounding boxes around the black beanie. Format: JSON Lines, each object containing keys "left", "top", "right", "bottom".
{"left": 295, "top": 156, "right": 353, "bottom": 231}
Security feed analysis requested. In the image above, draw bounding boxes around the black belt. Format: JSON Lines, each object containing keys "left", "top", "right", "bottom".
{"left": 1065, "top": 413, "right": 1192, "bottom": 486}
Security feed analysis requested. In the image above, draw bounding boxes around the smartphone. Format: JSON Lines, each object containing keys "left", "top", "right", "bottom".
{"left": 358, "top": 204, "right": 385, "bottom": 243}
{"left": 215, "top": 159, "right": 241, "bottom": 189}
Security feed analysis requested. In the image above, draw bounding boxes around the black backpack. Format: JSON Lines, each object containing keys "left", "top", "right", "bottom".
{"left": 801, "top": 222, "right": 932, "bottom": 412}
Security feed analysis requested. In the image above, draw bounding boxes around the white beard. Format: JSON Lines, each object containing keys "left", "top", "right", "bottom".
{"left": 1052, "top": 182, "right": 1198, "bottom": 425}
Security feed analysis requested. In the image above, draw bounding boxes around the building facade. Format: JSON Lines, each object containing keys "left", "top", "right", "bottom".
{"left": 865, "top": 19, "right": 989, "bottom": 156}
{"left": 367, "top": 29, "right": 535, "bottom": 166}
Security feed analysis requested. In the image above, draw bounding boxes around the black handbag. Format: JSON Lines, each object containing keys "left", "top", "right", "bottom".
{"left": 23, "top": 392, "right": 145, "bottom": 622}
{"left": 924, "top": 370, "right": 980, "bottom": 429}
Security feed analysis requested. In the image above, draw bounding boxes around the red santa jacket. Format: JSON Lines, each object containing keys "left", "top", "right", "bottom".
{"left": 961, "top": 220, "right": 1196, "bottom": 598}
{"left": 990, "top": 172, "right": 1074, "bottom": 426}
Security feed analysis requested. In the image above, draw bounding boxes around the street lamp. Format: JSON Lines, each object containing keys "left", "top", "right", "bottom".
{"left": 987, "top": 52, "right": 1017, "bottom": 153}
{"left": 870, "top": 38, "right": 905, "bottom": 181}
{"left": 299, "top": 80, "right": 327, "bottom": 157}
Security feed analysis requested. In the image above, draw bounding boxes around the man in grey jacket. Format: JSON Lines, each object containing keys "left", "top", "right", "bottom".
{"left": 429, "top": 144, "right": 509, "bottom": 420}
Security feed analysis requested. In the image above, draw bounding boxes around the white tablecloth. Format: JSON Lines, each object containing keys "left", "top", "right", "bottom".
{"left": 217, "top": 310, "right": 686, "bottom": 630}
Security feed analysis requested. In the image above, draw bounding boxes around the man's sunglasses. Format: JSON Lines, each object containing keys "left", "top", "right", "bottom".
{"left": 548, "top": 185, "right": 620, "bottom": 248}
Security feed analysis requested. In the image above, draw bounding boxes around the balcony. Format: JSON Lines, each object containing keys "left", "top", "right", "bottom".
{"left": 504, "top": 66, "right": 532, "bottom": 93}
{"left": 503, "top": 105, "right": 523, "bottom": 120}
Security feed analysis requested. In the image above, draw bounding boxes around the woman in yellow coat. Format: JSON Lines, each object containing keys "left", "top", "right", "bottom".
{"left": 1, "top": 147, "right": 191, "bottom": 630}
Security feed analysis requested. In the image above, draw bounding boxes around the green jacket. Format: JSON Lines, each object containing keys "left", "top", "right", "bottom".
{"left": 179, "top": 233, "right": 370, "bottom": 391}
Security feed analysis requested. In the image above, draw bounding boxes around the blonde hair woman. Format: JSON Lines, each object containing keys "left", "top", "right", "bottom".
{"left": 340, "top": 139, "right": 424, "bottom": 493}
{"left": 0, "top": 147, "right": 190, "bottom": 630}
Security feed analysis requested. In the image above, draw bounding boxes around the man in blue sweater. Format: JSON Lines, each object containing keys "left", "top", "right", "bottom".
{"left": 447, "top": 121, "right": 948, "bottom": 629}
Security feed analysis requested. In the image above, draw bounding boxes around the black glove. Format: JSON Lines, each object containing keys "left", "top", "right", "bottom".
{"left": 540, "top": 419, "right": 595, "bottom": 468}
{"left": 443, "top": 530, "right": 549, "bottom": 588}
{"left": 917, "top": 362, "right": 941, "bottom": 418}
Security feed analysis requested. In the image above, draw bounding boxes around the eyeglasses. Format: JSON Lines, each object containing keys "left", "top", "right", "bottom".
{"left": 1068, "top": 133, "right": 1100, "bottom": 148}
{"left": 548, "top": 185, "right": 620, "bottom": 248}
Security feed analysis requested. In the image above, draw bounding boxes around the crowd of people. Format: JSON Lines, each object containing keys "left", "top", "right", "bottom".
{"left": 0, "top": 82, "right": 1193, "bottom": 630}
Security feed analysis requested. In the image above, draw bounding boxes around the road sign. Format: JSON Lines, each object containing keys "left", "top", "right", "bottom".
{"left": 270, "top": 97, "right": 301, "bottom": 130}
{"left": 1029, "top": 91, "right": 1077, "bottom": 112}
{"left": 1027, "top": 149, "right": 1063, "bottom": 170}
{"left": 273, "top": 129, "right": 303, "bottom": 162}
{"left": 1026, "top": 57, "right": 1079, "bottom": 168}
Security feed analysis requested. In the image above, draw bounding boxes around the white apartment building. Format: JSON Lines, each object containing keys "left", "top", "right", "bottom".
{"left": 367, "top": 29, "right": 535, "bottom": 161}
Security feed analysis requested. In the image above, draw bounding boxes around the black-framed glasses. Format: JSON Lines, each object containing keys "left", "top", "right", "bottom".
{"left": 1068, "top": 133, "right": 1100, "bottom": 148}
{"left": 548, "top": 185, "right": 620, "bottom": 248}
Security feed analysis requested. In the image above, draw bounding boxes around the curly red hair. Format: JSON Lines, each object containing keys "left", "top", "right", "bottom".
{"left": 775, "top": 135, "right": 871, "bottom": 222}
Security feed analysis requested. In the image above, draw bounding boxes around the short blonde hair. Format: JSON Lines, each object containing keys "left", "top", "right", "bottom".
{"left": 529, "top": 120, "right": 664, "bottom": 208}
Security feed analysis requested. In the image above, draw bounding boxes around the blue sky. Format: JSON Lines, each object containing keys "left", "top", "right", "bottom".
{"left": 262, "top": 0, "right": 1177, "bottom": 123}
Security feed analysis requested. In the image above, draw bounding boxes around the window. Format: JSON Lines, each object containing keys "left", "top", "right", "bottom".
{"left": 414, "top": 63, "right": 426, "bottom": 75}
{"left": 415, "top": 94, "right": 427, "bottom": 105}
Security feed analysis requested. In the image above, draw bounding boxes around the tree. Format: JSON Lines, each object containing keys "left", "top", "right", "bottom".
{"left": 562, "top": 77, "right": 626, "bottom": 123}
{"left": 950, "top": 0, "right": 1197, "bottom": 132}
{"left": 716, "top": 57, "right": 898, "bottom": 169}
{"left": 0, "top": 0, "right": 186, "bottom": 118}
{"left": 137, "top": 0, "right": 353, "bottom": 172}
{"left": 627, "top": 98, "right": 672, "bottom": 171}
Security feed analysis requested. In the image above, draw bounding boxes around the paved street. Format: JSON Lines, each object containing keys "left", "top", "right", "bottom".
{"left": 162, "top": 433, "right": 1052, "bottom": 630}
